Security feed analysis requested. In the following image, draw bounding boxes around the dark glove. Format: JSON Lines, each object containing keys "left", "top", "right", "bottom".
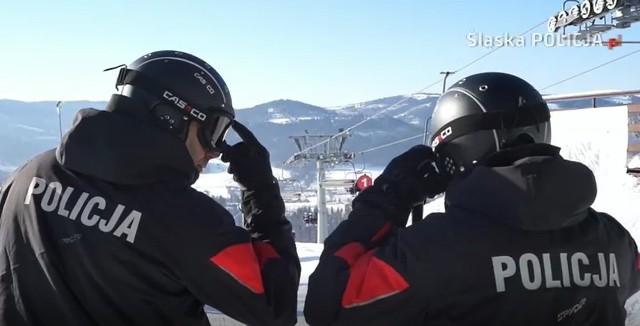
{"left": 352, "top": 145, "right": 446, "bottom": 226}
{"left": 220, "top": 121, "right": 275, "bottom": 190}
{"left": 220, "top": 121, "right": 286, "bottom": 235}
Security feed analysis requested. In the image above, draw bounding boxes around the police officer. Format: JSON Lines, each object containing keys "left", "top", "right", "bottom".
{"left": 0, "top": 50, "right": 300, "bottom": 326}
{"left": 304, "top": 72, "right": 640, "bottom": 325}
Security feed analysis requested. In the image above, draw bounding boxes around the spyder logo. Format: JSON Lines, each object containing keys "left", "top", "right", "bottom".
{"left": 557, "top": 298, "right": 586, "bottom": 322}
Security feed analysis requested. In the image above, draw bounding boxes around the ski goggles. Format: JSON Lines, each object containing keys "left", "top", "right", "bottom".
{"left": 198, "top": 112, "right": 233, "bottom": 152}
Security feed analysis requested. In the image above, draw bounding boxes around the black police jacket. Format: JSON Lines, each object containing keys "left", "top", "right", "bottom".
{"left": 0, "top": 95, "right": 300, "bottom": 326}
{"left": 304, "top": 143, "right": 640, "bottom": 326}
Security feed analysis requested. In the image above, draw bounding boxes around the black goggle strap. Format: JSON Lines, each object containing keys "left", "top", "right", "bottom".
{"left": 115, "top": 68, "right": 233, "bottom": 125}
{"left": 430, "top": 102, "right": 551, "bottom": 151}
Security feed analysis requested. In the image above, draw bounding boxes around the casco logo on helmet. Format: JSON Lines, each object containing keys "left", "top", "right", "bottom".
{"left": 162, "top": 91, "right": 207, "bottom": 122}
{"left": 431, "top": 126, "right": 452, "bottom": 147}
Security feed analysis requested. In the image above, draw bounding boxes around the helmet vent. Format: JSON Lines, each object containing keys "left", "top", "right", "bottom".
{"left": 479, "top": 85, "right": 488, "bottom": 91}
{"left": 444, "top": 156, "right": 456, "bottom": 175}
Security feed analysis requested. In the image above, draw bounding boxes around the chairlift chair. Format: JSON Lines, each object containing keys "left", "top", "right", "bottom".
{"left": 303, "top": 211, "right": 318, "bottom": 225}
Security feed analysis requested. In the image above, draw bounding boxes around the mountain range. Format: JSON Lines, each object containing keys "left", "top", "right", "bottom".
{"left": 1, "top": 93, "right": 639, "bottom": 183}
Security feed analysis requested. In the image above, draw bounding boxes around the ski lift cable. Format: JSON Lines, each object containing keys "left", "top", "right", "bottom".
{"left": 284, "top": 19, "right": 548, "bottom": 162}
{"left": 539, "top": 47, "right": 640, "bottom": 91}
{"left": 283, "top": 81, "right": 441, "bottom": 164}
{"left": 358, "top": 133, "right": 426, "bottom": 154}
{"left": 455, "top": 20, "right": 546, "bottom": 73}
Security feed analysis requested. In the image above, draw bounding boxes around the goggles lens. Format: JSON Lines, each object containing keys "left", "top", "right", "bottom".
{"left": 199, "top": 115, "right": 232, "bottom": 151}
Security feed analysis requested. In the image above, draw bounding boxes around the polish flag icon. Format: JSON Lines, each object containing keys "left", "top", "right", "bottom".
{"left": 608, "top": 35, "right": 622, "bottom": 49}
{"left": 606, "top": 34, "right": 640, "bottom": 49}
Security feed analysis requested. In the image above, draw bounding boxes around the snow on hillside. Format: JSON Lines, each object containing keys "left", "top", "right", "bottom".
{"left": 630, "top": 155, "right": 640, "bottom": 169}
{"left": 0, "top": 163, "right": 17, "bottom": 173}
{"left": 543, "top": 89, "right": 622, "bottom": 98}
{"left": 404, "top": 92, "right": 440, "bottom": 101}
{"left": 192, "top": 166, "right": 294, "bottom": 198}
{"left": 325, "top": 92, "right": 438, "bottom": 111}
{"left": 268, "top": 118, "right": 293, "bottom": 124}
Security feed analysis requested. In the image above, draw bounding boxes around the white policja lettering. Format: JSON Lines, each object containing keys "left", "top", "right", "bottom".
{"left": 492, "top": 252, "right": 620, "bottom": 292}
{"left": 24, "top": 177, "right": 142, "bottom": 243}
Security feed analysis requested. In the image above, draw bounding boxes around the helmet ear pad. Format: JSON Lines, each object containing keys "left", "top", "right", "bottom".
{"left": 149, "top": 103, "right": 191, "bottom": 141}
{"left": 119, "top": 84, "right": 191, "bottom": 141}
{"left": 434, "top": 129, "right": 500, "bottom": 176}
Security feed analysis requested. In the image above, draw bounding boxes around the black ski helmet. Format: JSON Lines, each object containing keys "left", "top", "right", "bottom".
{"left": 112, "top": 50, "right": 234, "bottom": 151}
{"left": 426, "top": 72, "right": 551, "bottom": 176}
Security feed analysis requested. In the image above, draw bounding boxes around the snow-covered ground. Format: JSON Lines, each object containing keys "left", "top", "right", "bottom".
{"left": 204, "top": 105, "right": 640, "bottom": 325}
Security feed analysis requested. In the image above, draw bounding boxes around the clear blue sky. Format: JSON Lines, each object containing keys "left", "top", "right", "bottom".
{"left": 2, "top": 0, "right": 640, "bottom": 109}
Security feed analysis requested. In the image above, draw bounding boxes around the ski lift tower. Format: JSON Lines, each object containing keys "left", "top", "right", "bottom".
{"left": 284, "top": 128, "right": 355, "bottom": 243}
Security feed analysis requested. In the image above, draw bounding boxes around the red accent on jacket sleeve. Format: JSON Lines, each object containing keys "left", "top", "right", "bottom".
{"left": 334, "top": 242, "right": 366, "bottom": 267}
{"left": 370, "top": 221, "right": 393, "bottom": 242}
{"left": 341, "top": 249, "right": 409, "bottom": 308}
{"left": 252, "top": 241, "right": 280, "bottom": 268}
{"left": 210, "top": 243, "right": 265, "bottom": 294}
